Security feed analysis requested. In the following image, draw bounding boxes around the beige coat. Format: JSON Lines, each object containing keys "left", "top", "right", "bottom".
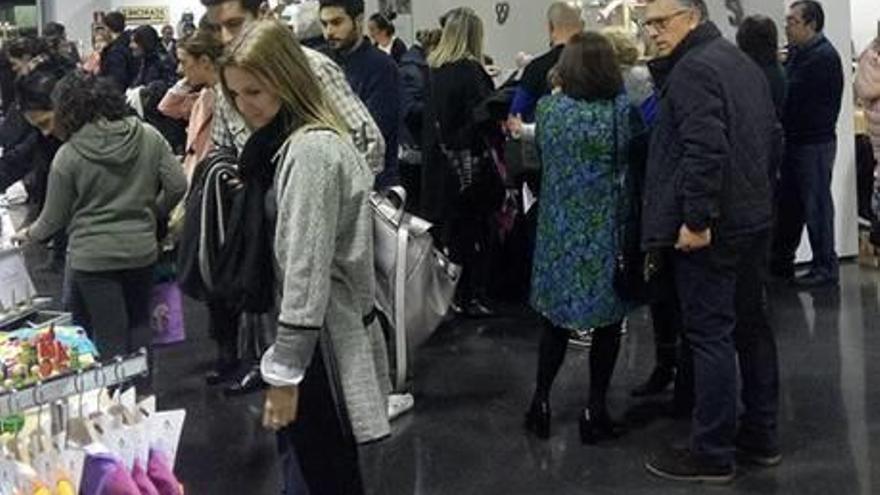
{"left": 856, "top": 44, "right": 880, "bottom": 162}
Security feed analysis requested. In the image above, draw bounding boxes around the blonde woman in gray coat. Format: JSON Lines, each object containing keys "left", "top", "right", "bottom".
{"left": 220, "top": 20, "right": 390, "bottom": 495}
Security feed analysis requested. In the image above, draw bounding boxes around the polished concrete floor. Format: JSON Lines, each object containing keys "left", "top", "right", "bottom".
{"left": 27, "top": 252, "right": 880, "bottom": 494}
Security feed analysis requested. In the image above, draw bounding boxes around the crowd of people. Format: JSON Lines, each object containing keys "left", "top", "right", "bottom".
{"left": 0, "top": 0, "right": 863, "bottom": 492}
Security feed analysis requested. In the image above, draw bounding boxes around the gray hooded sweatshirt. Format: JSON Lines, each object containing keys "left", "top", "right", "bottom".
{"left": 29, "top": 117, "right": 187, "bottom": 272}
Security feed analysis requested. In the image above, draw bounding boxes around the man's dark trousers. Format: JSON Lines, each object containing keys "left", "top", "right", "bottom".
{"left": 674, "top": 231, "right": 780, "bottom": 466}
{"left": 773, "top": 141, "right": 839, "bottom": 281}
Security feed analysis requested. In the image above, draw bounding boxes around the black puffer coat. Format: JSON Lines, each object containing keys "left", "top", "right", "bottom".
{"left": 642, "top": 22, "right": 780, "bottom": 249}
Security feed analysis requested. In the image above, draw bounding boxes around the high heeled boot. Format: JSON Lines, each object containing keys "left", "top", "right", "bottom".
{"left": 579, "top": 407, "right": 627, "bottom": 445}
{"left": 524, "top": 398, "right": 551, "bottom": 440}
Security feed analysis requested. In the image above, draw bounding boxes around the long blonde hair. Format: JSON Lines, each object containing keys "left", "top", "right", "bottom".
{"left": 601, "top": 27, "right": 641, "bottom": 67}
{"left": 219, "top": 19, "right": 346, "bottom": 135}
{"left": 428, "top": 8, "right": 484, "bottom": 69}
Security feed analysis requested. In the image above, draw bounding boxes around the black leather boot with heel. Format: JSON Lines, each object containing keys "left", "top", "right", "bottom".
{"left": 524, "top": 399, "right": 551, "bottom": 440}
{"left": 579, "top": 407, "right": 627, "bottom": 445}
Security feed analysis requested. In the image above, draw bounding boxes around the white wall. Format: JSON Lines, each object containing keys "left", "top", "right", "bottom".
{"left": 851, "top": 0, "right": 879, "bottom": 54}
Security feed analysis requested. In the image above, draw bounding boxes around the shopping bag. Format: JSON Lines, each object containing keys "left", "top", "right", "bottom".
{"left": 151, "top": 282, "right": 186, "bottom": 346}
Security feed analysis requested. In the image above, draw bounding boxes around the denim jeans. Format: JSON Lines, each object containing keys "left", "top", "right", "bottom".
{"left": 674, "top": 232, "right": 779, "bottom": 466}
{"left": 773, "top": 141, "right": 839, "bottom": 280}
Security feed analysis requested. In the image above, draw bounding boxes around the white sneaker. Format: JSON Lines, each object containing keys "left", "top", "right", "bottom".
{"left": 388, "top": 393, "right": 415, "bottom": 421}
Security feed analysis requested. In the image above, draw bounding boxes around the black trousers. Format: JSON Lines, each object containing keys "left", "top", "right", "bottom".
{"left": 70, "top": 265, "right": 153, "bottom": 359}
{"left": 649, "top": 250, "right": 682, "bottom": 371}
{"left": 278, "top": 347, "right": 364, "bottom": 495}
{"left": 69, "top": 265, "right": 154, "bottom": 393}
{"left": 450, "top": 210, "right": 493, "bottom": 302}
{"left": 649, "top": 250, "right": 693, "bottom": 410}
{"left": 207, "top": 299, "right": 240, "bottom": 366}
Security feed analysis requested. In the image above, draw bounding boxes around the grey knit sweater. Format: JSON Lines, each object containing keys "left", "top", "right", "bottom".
{"left": 260, "top": 128, "right": 391, "bottom": 444}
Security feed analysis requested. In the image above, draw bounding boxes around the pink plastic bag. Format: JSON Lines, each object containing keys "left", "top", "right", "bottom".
{"left": 151, "top": 282, "right": 186, "bottom": 346}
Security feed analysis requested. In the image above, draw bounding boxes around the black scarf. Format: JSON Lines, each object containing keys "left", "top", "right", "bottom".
{"left": 214, "top": 110, "right": 294, "bottom": 313}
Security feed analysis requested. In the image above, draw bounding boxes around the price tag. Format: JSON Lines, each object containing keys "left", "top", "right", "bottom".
{"left": 148, "top": 409, "right": 186, "bottom": 468}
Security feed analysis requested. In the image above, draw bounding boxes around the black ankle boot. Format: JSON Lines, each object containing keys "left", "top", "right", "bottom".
{"left": 579, "top": 408, "right": 626, "bottom": 445}
{"left": 525, "top": 399, "right": 551, "bottom": 440}
{"left": 631, "top": 366, "right": 676, "bottom": 397}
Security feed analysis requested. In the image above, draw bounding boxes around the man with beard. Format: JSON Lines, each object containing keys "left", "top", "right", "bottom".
{"left": 320, "top": 0, "right": 400, "bottom": 189}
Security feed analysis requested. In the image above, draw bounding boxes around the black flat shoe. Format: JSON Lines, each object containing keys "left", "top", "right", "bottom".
{"left": 524, "top": 399, "right": 551, "bottom": 440}
{"left": 579, "top": 408, "right": 626, "bottom": 445}
{"left": 224, "top": 368, "right": 267, "bottom": 397}
{"left": 631, "top": 366, "right": 676, "bottom": 397}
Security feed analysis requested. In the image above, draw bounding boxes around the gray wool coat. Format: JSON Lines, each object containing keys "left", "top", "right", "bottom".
{"left": 260, "top": 128, "right": 391, "bottom": 444}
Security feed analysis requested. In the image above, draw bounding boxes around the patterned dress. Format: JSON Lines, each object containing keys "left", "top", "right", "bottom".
{"left": 530, "top": 93, "right": 631, "bottom": 331}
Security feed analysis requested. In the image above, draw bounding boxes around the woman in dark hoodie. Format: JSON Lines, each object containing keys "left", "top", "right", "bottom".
{"left": 14, "top": 71, "right": 187, "bottom": 365}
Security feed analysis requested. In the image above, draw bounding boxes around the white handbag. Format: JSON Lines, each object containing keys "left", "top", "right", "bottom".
{"left": 371, "top": 187, "right": 462, "bottom": 390}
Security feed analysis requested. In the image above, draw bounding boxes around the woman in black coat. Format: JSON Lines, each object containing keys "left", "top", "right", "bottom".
{"left": 368, "top": 12, "right": 407, "bottom": 64}
{"left": 423, "top": 8, "right": 502, "bottom": 317}
{"left": 398, "top": 29, "right": 442, "bottom": 207}
{"left": 737, "top": 16, "right": 787, "bottom": 119}
{"left": 130, "top": 25, "right": 177, "bottom": 88}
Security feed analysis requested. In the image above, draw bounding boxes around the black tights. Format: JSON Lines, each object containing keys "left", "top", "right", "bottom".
{"left": 533, "top": 319, "right": 623, "bottom": 414}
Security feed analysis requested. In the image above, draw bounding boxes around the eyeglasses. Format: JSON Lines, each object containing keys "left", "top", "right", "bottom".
{"left": 784, "top": 15, "right": 804, "bottom": 27}
{"left": 639, "top": 9, "right": 692, "bottom": 34}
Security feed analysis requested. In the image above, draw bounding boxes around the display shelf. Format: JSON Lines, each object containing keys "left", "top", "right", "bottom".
{"left": 0, "top": 350, "right": 149, "bottom": 417}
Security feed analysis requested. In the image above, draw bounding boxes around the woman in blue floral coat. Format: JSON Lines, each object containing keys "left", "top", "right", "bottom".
{"left": 525, "top": 32, "right": 633, "bottom": 444}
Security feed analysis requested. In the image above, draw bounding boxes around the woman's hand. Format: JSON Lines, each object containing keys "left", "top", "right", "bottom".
{"left": 263, "top": 385, "right": 300, "bottom": 431}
